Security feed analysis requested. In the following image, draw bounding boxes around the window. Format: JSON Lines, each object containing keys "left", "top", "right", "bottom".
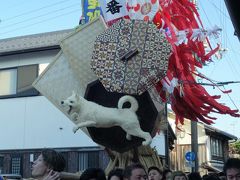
{"left": 0, "top": 156, "right": 3, "bottom": 174}
{"left": 11, "top": 156, "right": 22, "bottom": 175}
{"left": 210, "top": 137, "right": 223, "bottom": 160}
{"left": 0, "top": 68, "right": 17, "bottom": 96}
{"left": 0, "top": 64, "right": 39, "bottom": 98}
{"left": 78, "top": 151, "right": 99, "bottom": 171}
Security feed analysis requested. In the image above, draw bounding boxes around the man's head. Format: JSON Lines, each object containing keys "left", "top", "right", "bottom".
{"left": 41, "top": 149, "right": 66, "bottom": 172}
{"left": 123, "top": 163, "right": 147, "bottom": 180}
{"left": 32, "top": 149, "right": 65, "bottom": 179}
{"left": 224, "top": 158, "right": 240, "bottom": 180}
{"left": 148, "top": 166, "right": 163, "bottom": 180}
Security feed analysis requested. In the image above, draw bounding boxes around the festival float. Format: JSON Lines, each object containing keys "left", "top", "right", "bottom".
{"left": 33, "top": 0, "right": 240, "bottom": 172}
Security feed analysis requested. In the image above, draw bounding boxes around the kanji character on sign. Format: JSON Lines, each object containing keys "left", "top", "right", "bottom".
{"left": 98, "top": 0, "right": 128, "bottom": 22}
{"left": 106, "top": 0, "right": 122, "bottom": 14}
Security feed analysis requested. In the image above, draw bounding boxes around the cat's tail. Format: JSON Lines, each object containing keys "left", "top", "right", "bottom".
{"left": 117, "top": 95, "right": 138, "bottom": 112}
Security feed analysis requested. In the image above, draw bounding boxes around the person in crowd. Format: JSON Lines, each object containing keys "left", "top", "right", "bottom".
{"left": 162, "top": 169, "right": 172, "bottom": 180}
{"left": 108, "top": 168, "right": 124, "bottom": 180}
{"left": 123, "top": 163, "right": 147, "bottom": 180}
{"left": 224, "top": 158, "right": 240, "bottom": 180}
{"left": 202, "top": 174, "right": 220, "bottom": 180}
{"left": 188, "top": 172, "right": 202, "bottom": 180}
{"left": 80, "top": 168, "right": 106, "bottom": 180}
{"left": 218, "top": 172, "right": 226, "bottom": 180}
{"left": 171, "top": 171, "right": 188, "bottom": 180}
{"left": 148, "top": 166, "right": 163, "bottom": 180}
{"left": 31, "top": 148, "right": 66, "bottom": 180}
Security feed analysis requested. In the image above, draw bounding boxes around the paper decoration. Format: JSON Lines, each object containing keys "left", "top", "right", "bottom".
{"left": 99, "top": 0, "right": 128, "bottom": 22}
{"left": 126, "top": 0, "right": 159, "bottom": 21}
{"left": 82, "top": 0, "right": 102, "bottom": 23}
{"left": 60, "top": 17, "right": 107, "bottom": 92}
{"left": 91, "top": 19, "right": 171, "bottom": 95}
{"left": 33, "top": 51, "right": 84, "bottom": 114}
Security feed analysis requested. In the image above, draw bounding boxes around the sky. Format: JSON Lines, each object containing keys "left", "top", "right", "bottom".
{"left": 0, "top": 0, "right": 239, "bottom": 137}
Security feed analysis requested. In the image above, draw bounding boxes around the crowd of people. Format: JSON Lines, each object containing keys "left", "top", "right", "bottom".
{"left": 31, "top": 148, "right": 240, "bottom": 180}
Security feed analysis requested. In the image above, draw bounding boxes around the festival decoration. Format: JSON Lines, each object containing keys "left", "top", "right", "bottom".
{"left": 33, "top": 0, "right": 240, "bottom": 156}
{"left": 98, "top": 0, "right": 128, "bottom": 22}
{"left": 84, "top": 80, "right": 159, "bottom": 152}
{"left": 91, "top": 19, "right": 171, "bottom": 95}
{"left": 60, "top": 17, "right": 106, "bottom": 94}
{"left": 126, "top": 0, "right": 160, "bottom": 21}
{"left": 33, "top": 17, "right": 106, "bottom": 121}
{"left": 82, "top": 0, "right": 102, "bottom": 23}
{"left": 150, "top": 0, "right": 240, "bottom": 124}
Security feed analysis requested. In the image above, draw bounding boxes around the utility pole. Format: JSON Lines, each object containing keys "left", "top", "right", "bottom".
{"left": 191, "top": 120, "right": 199, "bottom": 172}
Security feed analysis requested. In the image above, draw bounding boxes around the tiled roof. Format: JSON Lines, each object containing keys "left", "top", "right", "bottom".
{"left": 0, "top": 29, "right": 73, "bottom": 54}
{"left": 204, "top": 124, "right": 238, "bottom": 140}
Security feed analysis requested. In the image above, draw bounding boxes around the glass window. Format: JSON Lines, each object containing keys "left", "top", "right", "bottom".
{"left": 0, "top": 156, "right": 3, "bottom": 174}
{"left": 0, "top": 68, "right": 17, "bottom": 96}
{"left": 211, "top": 137, "right": 223, "bottom": 160}
{"left": 17, "top": 65, "right": 38, "bottom": 97}
{"left": 11, "top": 156, "right": 21, "bottom": 175}
{"left": 79, "top": 152, "right": 88, "bottom": 171}
{"left": 0, "top": 64, "right": 39, "bottom": 98}
{"left": 78, "top": 151, "right": 99, "bottom": 171}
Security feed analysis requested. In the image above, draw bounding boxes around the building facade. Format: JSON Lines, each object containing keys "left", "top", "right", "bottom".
{"left": 168, "top": 111, "right": 237, "bottom": 174}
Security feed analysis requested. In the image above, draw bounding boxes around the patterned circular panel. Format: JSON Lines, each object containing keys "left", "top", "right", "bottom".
{"left": 91, "top": 19, "right": 172, "bottom": 95}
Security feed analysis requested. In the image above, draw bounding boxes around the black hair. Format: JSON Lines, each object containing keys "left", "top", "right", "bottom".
{"left": 171, "top": 171, "right": 187, "bottom": 180}
{"left": 188, "top": 172, "right": 202, "bottom": 180}
{"left": 162, "top": 169, "right": 172, "bottom": 180}
{"left": 123, "top": 163, "right": 146, "bottom": 179}
{"left": 41, "top": 148, "right": 66, "bottom": 172}
{"left": 203, "top": 174, "right": 220, "bottom": 180}
{"left": 224, "top": 158, "right": 240, "bottom": 173}
{"left": 108, "top": 168, "right": 124, "bottom": 180}
{"left": 148, "top": 166, "right": 162, "bottom": 175}
{"left": 80, "top": 168, "right": 106, "bottom": 180}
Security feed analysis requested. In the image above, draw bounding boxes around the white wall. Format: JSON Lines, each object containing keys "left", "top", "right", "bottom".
{"left": 0, "top": 50, "right": 58, "bottom": 69}
{"left": 0, "top": 96, "right": 97, "bottom": 150}
{"left": 151, "top": 132, "right": 166, "bottom": 156}
{"left": 168, "top": 117, "right": 207, "bottom": 145}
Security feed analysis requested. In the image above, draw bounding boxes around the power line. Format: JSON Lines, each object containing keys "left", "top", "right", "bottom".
{"left": 0, "top": 4, "right": 79, "bottom": 30}
{"left": 181, "top": 80, "right": 240, "bottom": 86}
{"left": 1, "top": 0, "right": 77, "bottom": 22}
{"left": 0, "top": 8, "right": 81, "bottom": 36}
{"left": 209, "top": 1, "right": 231, "bottom": 20}
{"left": 223, "top": 86, "right": 240, "bottom": 110}
{"left": 199, "top": 0, "right": 240, "bottom": 79}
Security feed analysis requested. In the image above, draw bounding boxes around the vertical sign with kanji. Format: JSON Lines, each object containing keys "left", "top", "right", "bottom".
{"left": 83, "top": 0, "right": 102, "bottom": 23}
{"left": 99, "top": 0, "right": 128, "bottom": 22}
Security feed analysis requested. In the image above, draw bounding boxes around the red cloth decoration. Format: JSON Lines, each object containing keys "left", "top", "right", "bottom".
{"left": 153, "top": 0, "right": 240, "bottom": 124}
